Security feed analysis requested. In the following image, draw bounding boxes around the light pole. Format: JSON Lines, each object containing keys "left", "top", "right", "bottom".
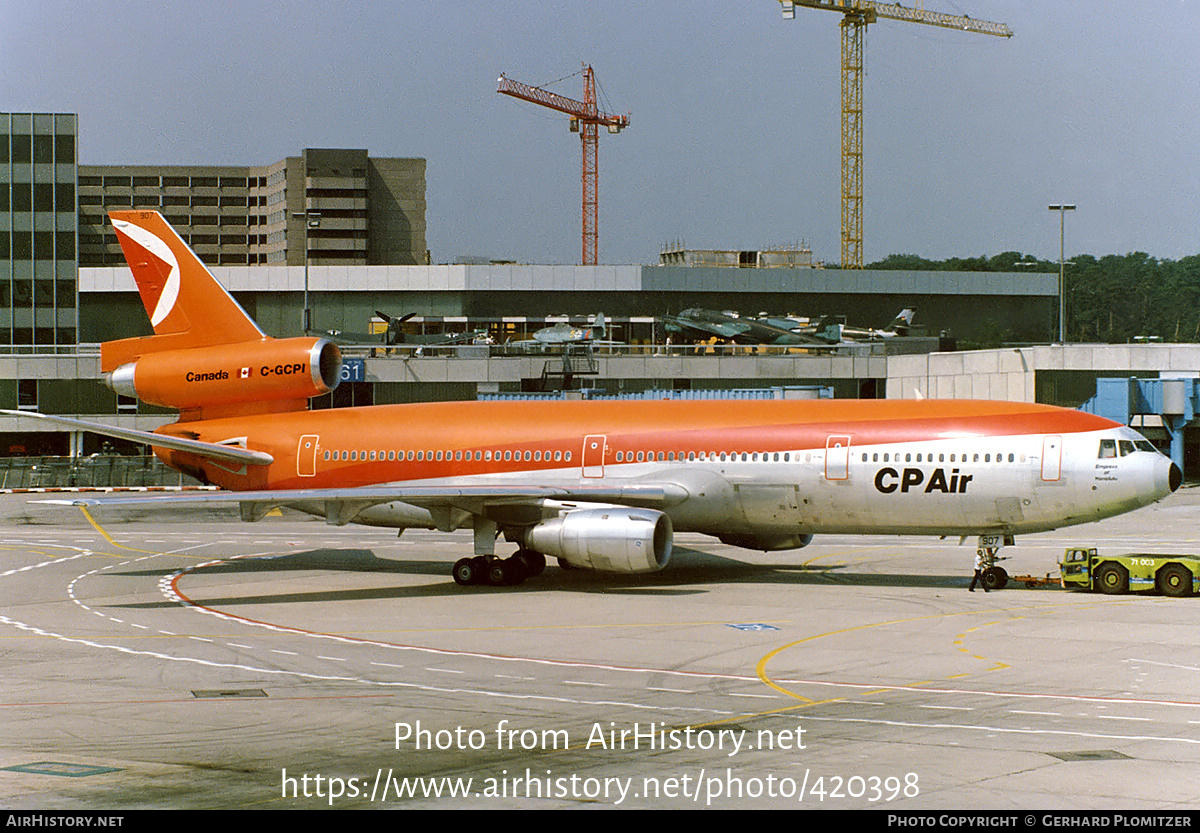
{"left": 1048, "top": 204, "right": 1075, "bottom": 343}
{"left": 292, "top": 210, "right": 321, "bottom": 333}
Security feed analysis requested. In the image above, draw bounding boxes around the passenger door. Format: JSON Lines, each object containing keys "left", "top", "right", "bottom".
{"left": 1041, "top": 435, "right": 1062, "bottom": 482}
{"left": 825, "top": 435, "right": 851, "bottom": 481}
{"left": 582, "top": 434, "right": 607, "bottom": 478}
{"left": 297, "top": 434, "right": 319, "bottom": 477}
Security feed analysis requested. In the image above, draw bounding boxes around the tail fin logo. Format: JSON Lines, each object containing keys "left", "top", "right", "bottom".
{"left": 111, "top": 217, "right": 181, "bottom": 328}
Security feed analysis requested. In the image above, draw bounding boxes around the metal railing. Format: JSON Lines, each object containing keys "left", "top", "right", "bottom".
{"left": 0, "top": 455, "right": 203, "bottom": 490}
{"left": 335, "top": 340, "right": 910, "bottom": 360}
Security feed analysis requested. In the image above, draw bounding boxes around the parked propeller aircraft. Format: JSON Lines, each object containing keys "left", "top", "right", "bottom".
{"left": 313, "top": 310, "right": 487, "bottom": 348}
{"left": 509, "top": 313, "right": 613, "bottom": 347}
{"left": 821, "top": 308, "right": 917, "bottom": 343}
{"left": 660, "top": 308, "right": 914, "bottom": 347}
{"left": 659, "top": 308, "right": 832, "bottom": 346}
{"left": 20, "top": 211, "right": 1181, "bottom": 590}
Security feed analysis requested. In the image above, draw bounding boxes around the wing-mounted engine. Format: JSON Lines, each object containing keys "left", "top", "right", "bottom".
{"left": 525, "top": 507, "right": 672, "bottom": 574}
{"left": 106, "top": 337, "right": 341, "bottom": 420}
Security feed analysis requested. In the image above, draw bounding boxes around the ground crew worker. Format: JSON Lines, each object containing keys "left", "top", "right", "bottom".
{"left": 969, "top": 550, "right": 989, "bottom": 592}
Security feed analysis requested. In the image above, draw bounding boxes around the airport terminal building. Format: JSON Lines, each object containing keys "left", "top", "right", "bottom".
{"left": 2, "top": 113, "right": 1197, "bottom": 474}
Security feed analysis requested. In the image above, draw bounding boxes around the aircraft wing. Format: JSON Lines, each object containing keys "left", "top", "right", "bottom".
{"left": 0, "top": 410, "right": 274, "bottom": 466}
{"left": 39, "top": 482, "right": 689, "bottom": 526}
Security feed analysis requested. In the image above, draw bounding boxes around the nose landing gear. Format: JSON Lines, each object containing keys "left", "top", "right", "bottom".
{"left": 976, "top": 534, "right": 1011, "bottom": 590}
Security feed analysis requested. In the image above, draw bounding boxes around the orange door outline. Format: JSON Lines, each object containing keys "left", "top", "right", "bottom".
{"left": 825, "top": 435, "right": 851, "bottom": 481}
{"left": 298, "top": 434, "right": 319, "bottom": 477}
{"left": 582, "top": 434, "right": 607, "bottom": 478}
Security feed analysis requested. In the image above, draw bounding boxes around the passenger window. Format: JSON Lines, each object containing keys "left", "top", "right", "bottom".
{"left": 1098, "top": 439, "right": 1117, "bottom": 459}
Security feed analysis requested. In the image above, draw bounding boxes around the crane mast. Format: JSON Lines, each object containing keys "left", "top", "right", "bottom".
{"left": 498, "top": 66, "right": 630, "bottom": 266}
{"left": 779, "top": 1, "right": 1012, "bottom": 268}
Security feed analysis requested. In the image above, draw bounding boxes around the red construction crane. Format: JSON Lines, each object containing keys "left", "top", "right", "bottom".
{"left": 498, "top": 65, "right": 630, "bottom": 266}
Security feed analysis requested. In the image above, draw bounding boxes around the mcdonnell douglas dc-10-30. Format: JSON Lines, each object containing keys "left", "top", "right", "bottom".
{"left": 15, "top": 211, "right": 1181, "bottom": 589}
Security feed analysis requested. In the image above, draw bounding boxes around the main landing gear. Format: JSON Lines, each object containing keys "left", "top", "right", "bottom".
{"left": 453, "top": 549, "right": 547, "bottom": 587}
{"left": 975, "top": 534, "right": 1010, "bottom": 591}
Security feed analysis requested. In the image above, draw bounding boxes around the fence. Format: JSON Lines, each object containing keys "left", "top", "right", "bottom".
{"left": 0, "top": 455, "right": 202, "bottom": 490}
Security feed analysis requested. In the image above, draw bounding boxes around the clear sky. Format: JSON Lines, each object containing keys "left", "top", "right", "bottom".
{"left": 4, "top": 1, "right": 1197, "bottom": 266}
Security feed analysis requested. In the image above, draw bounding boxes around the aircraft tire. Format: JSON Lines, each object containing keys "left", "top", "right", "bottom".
{"left": 514, "top": 549, "right": 546, "bottom": 577}
{"left": 503, "top": 555, "right": 528, "bottom": 585}
{"left": 1095, "top": 562, "right": 1129, "bottom": 595}
{"left": 981, "top": 566, "right": 1007, "bottom": 591}
{"left": 453, "top": 557, "right": 479, "bottom": 586}
{"left": 1158, "top": 563, "right": 1193, "bottom": 597}
{"left": 486, "top": 558, "right": 513, "bottom": 587}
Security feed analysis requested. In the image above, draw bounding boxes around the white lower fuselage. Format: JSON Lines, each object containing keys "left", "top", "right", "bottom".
{"left": 161, "top": 399, "right": 1179, "bottom": 551}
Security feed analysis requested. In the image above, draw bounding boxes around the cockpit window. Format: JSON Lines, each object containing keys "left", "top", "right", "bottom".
{"left": 1102, "top": 438, "right": 1162, "bottom": 458}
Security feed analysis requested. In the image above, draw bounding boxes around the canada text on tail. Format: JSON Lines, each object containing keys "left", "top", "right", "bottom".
{"left": 102, "top": 210, "right": 341, "bottom": 421}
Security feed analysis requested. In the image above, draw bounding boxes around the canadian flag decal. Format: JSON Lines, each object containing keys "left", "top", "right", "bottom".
{"left": 240, "top": 367, "right": 251, "bottom": 379}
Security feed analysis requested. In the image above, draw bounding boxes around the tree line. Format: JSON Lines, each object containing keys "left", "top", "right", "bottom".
{"left": 868, "top": 251, "right": 1200, "bottom": 345}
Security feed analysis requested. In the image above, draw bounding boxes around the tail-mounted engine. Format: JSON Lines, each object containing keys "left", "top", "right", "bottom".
{"left": 106, "top": 337, "right": 341, "bottom": 419}
{"left": 525, "top": 507, "right": 672, "bottom": 573}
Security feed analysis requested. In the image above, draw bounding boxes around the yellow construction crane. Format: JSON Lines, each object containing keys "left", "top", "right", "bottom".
{"left": 778, "top": 1, "right": 1012, "bottom": 268}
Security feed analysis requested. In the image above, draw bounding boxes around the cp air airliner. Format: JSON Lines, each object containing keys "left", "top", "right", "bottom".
{"left": 22, "top": 211, "right": 1180, "bottom": 589}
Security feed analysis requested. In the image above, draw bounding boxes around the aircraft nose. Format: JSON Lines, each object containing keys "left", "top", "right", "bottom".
{"left": 1156, "top": 457, "right": 1183, "bottom": 498}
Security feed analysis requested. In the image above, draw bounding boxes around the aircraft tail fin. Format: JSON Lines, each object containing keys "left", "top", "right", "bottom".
{"left": 102, "top": 210, "right": 264, "bottom": 371}
{"left": 592, "top": 312, "right": 606, "bottom": 338}
{"left": 885, "top": 308, "right": 916, "bottom": 336}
